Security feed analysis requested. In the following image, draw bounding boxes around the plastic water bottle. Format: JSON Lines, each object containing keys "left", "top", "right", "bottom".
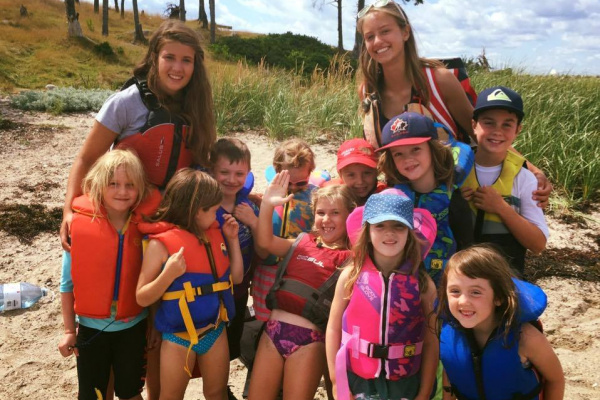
{"left": 0, "top": 282, "right": 49, "bottom": 312}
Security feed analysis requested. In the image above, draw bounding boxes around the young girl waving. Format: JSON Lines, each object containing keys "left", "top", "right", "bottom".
{"left": 136, "top": 169, "right": 243, "bottom": 400}
{"left": 58, "top": 150, "right": 160, "bottom": 400}
{"left": 248, "top": 173, "right": 356, "bottom": 400}
{"left": 437, "top": 245, "right": 564, "bottom": 400}
{"left": 327, "top": 189, "right": 439, "bottom": 400}
{"left": 378, "top": 111, "right": 474, "bottom": 287}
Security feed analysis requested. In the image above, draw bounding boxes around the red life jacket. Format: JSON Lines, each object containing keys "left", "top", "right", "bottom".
{"left": 266, "top": 233, "right": 351, "bottom": 330}
{"left": 139, "top": 221, "right": 235, "bottom": 338}
{"left": 70, "top": 189, "right": 161, "bottom": 320}
{"left": 114, "top": 78, "right": 194, "bottom": 189}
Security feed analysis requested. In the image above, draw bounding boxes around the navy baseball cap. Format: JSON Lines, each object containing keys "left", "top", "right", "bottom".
{"left": 474, "top": 86, "right": 524, "bottom": 120}
{"left": 362, "top": 190, "right": 414, "bottom": 229}
{"left": 377, "top": 112, "right": 438, "bottom": 152}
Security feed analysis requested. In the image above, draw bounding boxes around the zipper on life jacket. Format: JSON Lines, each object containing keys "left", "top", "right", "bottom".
{"left": 379, "top": 272, "right": 392, "bottom": 378}
{"left": 113, "top": 232, "right": 125, "bottom": 301}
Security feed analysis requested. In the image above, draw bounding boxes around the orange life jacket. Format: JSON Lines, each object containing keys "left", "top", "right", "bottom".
{"left": 70, "top": 189, "right": 161, "bottom": 320}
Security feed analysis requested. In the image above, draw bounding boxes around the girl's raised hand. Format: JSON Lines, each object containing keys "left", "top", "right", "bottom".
{"left": 164, "top": 247, "right": 186, "bottom": 280}
{"left": 264, "top": 170, "right": 294, "bottom": 207}
{"left": 222, "top": 214, "right": 240, "bottom": 241}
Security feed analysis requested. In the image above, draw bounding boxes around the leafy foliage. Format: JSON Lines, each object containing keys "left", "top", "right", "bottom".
{"left": 10, "top": 87, "right": 114, "bottom": 113}
{"left": 210, "top": 32, "right": 355, "bottom": 74}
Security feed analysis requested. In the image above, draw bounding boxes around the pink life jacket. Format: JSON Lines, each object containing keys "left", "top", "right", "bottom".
{"left": 339, "top": 257, "right": 424, "bottom": 382}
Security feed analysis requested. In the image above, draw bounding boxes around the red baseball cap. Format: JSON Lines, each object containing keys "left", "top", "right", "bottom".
{"left": 337, "top": 138, "right": 378, "bottom": 172}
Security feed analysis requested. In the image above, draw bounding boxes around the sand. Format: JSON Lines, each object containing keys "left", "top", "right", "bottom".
{"left": 0, "top": 99, "right": 598, "bottom": 399}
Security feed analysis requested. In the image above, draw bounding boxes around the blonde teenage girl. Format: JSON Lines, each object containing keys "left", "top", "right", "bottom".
{"left": 437, "top": 245, "right": 564, "bottom": 400}
{"left": 356, "top": 0, "right": 552, "bottom": 206}
{"left": 327, "top": 189, "right": 438, "bottom": 400}
{"left": 248, "top": 174, "right": 356, "bottom": 400}
{"left": 136, "top": 169, "right": 243, "bottom": 400}
{"left": 58, "top": 150, "right": 160, "bottom": 400}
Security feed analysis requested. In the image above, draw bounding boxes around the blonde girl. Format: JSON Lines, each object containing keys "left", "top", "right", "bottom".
{"left": 248, "top": 174, "right": 356, "bottom": 400}
{"left": 58, "top": 150, "right": 160, "bottom": 400}
{"left": 436, "top": 245, "right": 564, "bottom": 400}
{"left": 327, "top": 189, "right": 439, "bottom": 400}
{"left": 136, "top": 169, "right": 243, "bottom": 400}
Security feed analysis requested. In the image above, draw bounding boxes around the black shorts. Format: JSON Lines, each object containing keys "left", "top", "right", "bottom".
{"left": 227, "top": 291, "right": 249, "bottom": 360}
{"left": 76, "top": 318, "right": 147, "bottom": 400}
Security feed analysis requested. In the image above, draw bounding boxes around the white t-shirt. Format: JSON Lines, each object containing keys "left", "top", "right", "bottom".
{"left": 474, "top": 163, "right": 549, "bottom": 239}
{"left": 95, "top": 84, "right": 149, "bottom": 141}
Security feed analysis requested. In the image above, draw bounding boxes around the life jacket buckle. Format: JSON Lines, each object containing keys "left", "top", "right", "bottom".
{"left": 367, "top": 343, "right": 389, "bottom": 359}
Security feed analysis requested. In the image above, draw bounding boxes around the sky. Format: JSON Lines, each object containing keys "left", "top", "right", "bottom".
{"left": 102, "top": 0, "right": 600, "bottom": 76}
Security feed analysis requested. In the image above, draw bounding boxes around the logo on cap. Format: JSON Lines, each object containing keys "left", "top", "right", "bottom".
{"left": 487, "top": 89, "right": 512, "bottom": 102}
{"left": 390, "top": 117, "right": 409, "bottom": 136}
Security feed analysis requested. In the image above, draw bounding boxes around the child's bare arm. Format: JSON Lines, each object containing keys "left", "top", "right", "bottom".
{"left": 325, "top": 267, "right": 351, "bottom": 399}
{"left": 472, "top": 186, "right": 546, "bottom": 253}
{"left": 415, "top": 275, "right": 439, "bottom": 400}
{"left": 233, "top": 203, "right": 269, "bottom": 259}
{"left": 222, "top": 214, "right": 244, "bottom": 284}
{"left": 136, "top": 240, "right": 183, "bottom": 307}
{"left": 58, "top": 292, "right": 78, "bottom": 357}
{"left": 520, "top": 323, "right": 564, "bottom": 400}
{"left": 256, "top": 171, "right": 295, "bottom": 257}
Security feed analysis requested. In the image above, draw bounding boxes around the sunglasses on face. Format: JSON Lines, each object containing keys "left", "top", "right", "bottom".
{"left": 289, "top": 179, "right": 309, "bottom": 188}
{"left": 357, "top": 0, "right": 407, "bottom": 21}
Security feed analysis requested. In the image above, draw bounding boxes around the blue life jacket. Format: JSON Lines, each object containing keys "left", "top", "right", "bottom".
{"left": 440, "top": 279, "right": 547, "bottom": 400}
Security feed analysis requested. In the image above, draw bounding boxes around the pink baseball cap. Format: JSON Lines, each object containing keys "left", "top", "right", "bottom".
{"left": 337, "top": 138, "right": 379, "bottom": 172}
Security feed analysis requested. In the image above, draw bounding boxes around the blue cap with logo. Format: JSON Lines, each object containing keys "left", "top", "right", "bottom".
{"left": 376, "top": 111, "right": 438, "bottom": 152}
{"left": 362, "top": 190, "right": 414, "bottom": 229}
{"left": 474, "top": 86, "right": 524, "bottom": 119}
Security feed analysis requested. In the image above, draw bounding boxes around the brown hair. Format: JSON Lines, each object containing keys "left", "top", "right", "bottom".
{"left": 209, "top": 137, "right": 252, "bottom": 170}
{"left": 379, "top": 139, "right": 454, "bottom": 188}
{"left": 310, "top": 184, "right": 357, "bottom": 247}
{"left": 356, "top": 2, "right": 443, "bottom": 107}
{"left": 148, "top": 168, "right": 222, "bottom": 237}
{"left": 133, "top": 20, "right": 216, "bottom": 167}
{"left": 436, "top": 245, "right": 520, "bottom": 343}
{"left": 82, "top": 149, "right": 149, "bottom": 214}
{"left": 345, "top": 224, "right": 422, "bottom": 296}
{"left": 272, "top": 139, "right": 316, "bottom": 173}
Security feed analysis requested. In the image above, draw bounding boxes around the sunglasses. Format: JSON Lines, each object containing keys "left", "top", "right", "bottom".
{"left": 289, "top": 179, "right": 309, "bottom": 188}
{"left": 357, "top": 0, "right": 407, "bottom": 21}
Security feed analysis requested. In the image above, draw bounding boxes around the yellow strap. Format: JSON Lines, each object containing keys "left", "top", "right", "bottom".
{"left": 183, "top": 343, "right": 193, "bottom": 378}
{"left": 183, "top": 281, "right": 195, "bottom": 302}
{"left": 161, "top": 281, "right": 231, "bottom": 300}
{"left": 178, "top": 295, "right": 199, "bottom": 345}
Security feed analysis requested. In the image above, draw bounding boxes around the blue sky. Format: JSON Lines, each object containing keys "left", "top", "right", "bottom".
{"left": 103, "top": 1, "right": 600, "bottom": 75}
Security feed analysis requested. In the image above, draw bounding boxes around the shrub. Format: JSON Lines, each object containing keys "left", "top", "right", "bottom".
{"left": 10, "top": 87, "right": 114, "bottom": 113}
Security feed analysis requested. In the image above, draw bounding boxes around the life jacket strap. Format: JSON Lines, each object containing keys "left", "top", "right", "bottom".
{"left": 161, "top": 280, "right": 232, "bottom": 301}
{"left": 341, "top": 330, "right": 424, "bottom": 360}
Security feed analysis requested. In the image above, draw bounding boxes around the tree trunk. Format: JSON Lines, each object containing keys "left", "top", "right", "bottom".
{"left": 179, "top": 0, "right": 186, "bottom": 21}
{"left": 209, "top": 0, "right": 215, "bottom": 43}
{"left": 120, "top": 0, "right": 124, "bottom": 18}
{"left": 352, "top": 0, "right": 365, "bottom": 58}
{"left": 132, "top": 0, "right": 146, "bottom": 43}
{"left": 94, "top": 0, "right": 99, "bottom": 14}
{"left": 102, "top": 0, "right": 108, "bottom": 36}
{"left": 199, "top": 0, "right": 208, "bottom": 29}
{"left": 114, "top": 0, "right": 119, "bottom": 12}
{"left": 65, "top": 0, "right": 83, "bottom": 37}
{"left": 337, "top": 0, "right": 343, "bottom": 51}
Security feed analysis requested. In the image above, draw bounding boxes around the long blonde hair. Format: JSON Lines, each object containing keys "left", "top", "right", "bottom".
{"left": 134, "top": 20, "right": 216, "bottom": 167}
{"left": 356, "top": 2, "right": 443, "bottom": 106}
{"left": 82, "top": 149, "right": 149, "bottom": 214}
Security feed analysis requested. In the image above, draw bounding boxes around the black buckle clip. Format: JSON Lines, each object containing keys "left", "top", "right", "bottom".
{"left": 368, "top": 343, "right": 389, "bottom": 359}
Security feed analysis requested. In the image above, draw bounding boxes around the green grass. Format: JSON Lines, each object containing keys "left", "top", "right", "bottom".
{"left": 2, "top": 0, "right": 599, "bottom": 205}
